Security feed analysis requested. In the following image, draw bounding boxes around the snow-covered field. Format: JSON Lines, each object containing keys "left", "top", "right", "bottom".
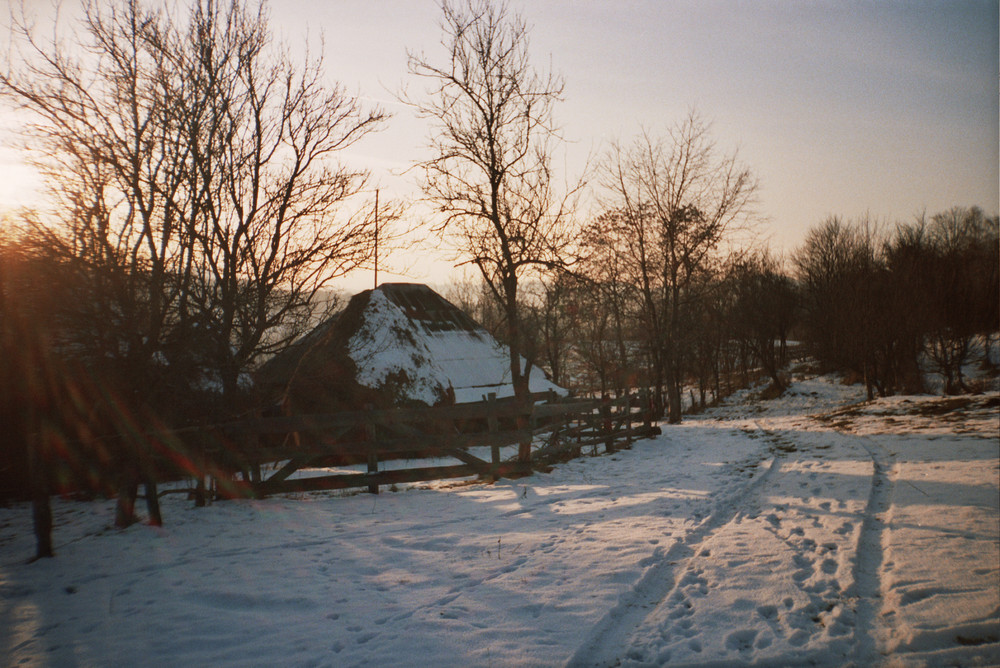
{"left": 2, "top": 374, "right": 998, "bottom": 667}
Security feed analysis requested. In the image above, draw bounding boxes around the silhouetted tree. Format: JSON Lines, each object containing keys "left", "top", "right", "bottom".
{"left": 794, "top": 217, "right": 888, "bottom": 398}
{"left": 727, "top": 251, "right": 797, "bottom": 394}
{"left": 2, "top": 0, "right": 387, "bottom": 526}
{"left": 597, "top": 113, "right": 757, "bottom": 422}
{"left": 407, "top": 0, "right": 581, "bottom": 428}
{"left": 919, "top": 207, "right": 999, "bottom": 393}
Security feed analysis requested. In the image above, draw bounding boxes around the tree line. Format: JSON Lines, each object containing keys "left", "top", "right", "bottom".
{"left": 457, "top": 205, "right": 997, "bottom": 421}
{"left": 1, "top": 0, "right": 997, "bottom": 557}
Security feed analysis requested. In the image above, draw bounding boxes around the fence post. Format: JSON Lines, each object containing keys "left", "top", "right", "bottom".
{"left": 516, "top": 392, "right": 533, "bottom": 470}
{"left": 625, "top": 393, "right": 633, "bottom": 447}
{"left": 642, "top": 389, "right": 653, "bottom": 433}
{"left": 488, "top": 393, "right": 500, "bottom": 481}
{"left": 364, "top": 404, "right": 378, "bottom": 495}
{"left": 602, "top": 393, "right": 615, "bottom": 454}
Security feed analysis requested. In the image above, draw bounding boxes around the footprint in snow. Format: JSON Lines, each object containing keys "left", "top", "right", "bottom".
{"left": 788, "top": 629, "right": 810, "bottom": 647}
{"left": 793, "top": 554, "right": 812, "bottom": 568}
{"left": 757, "top": 604, "right": 779, "bottom": 620}
{"left": 725, "top": 629, "right": 758, "bottom": 653}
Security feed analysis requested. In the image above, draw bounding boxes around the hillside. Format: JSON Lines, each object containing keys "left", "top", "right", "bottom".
{"left": 1, "top": 373, "right": 997, "bottom": 666}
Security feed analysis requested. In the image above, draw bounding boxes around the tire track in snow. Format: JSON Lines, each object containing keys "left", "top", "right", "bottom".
{"left": 847, "top": 434, "right": 895, "bottom": 665}
{"left": 565, "top": 431, "right": 784, "bottom": 668}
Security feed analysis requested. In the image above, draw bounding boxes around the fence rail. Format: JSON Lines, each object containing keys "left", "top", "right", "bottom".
{"left": 216, "top": 390, "right": 657, "bottom": 497}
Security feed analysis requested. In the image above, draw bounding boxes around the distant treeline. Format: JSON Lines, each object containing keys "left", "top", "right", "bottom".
{"left": 453, "top": 206, "right": 999, "bottom": 413}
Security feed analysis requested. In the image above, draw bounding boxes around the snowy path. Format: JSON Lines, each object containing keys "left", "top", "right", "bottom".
{"left": 848, "top": 433, "right": 894, "bottom": 666}
{"left": 566, "top": 384, "right": 998, "bottom": 667}
{"left": 1, "top": 377, "right": 998, "bottom": 666}
{"left": 567, "top": 417, "right": 879, "bottom": 666}
{"left": 565, "top": 441, "right": 782, "bottom": 667}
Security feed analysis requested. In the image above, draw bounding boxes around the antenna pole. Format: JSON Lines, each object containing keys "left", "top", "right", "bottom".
{"left": 373, "top": 189, "right": 379, "bottom": 290}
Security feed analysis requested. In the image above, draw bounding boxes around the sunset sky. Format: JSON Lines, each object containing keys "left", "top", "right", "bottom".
{"left": 2, "top": 0, "right": 997, "bottom": 292}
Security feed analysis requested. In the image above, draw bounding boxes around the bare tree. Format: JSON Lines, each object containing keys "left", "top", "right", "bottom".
{"left": 883, "top": 220, "right": 934, "bottom": 394}
{"left": 520, "top": 276, "right": 574, "bottom": 388}
{"left": 407, "top": 0, "right": 580, "bottom": 418}
{"left": 177, "top": 1, "right": 387, "bottom": 407}
{"left": 920, "top": 207, "right": 999, "bottom": 393}
{"left": 598, "top": 113, "right": 757, "bottom": 422}
{"left": 795, "top": 217, "right": 875, "bottom": 393}
{"left": 576, "top": 212, "right": 644, "bottom": 397}
{"left": 2, "top": 0, "right": 204, "bottom": 526}
{"left": 2, "top": 0, "right": 387, "bottom": 525}
{"left": 797, "top": 209, "right": 997, "bottom": 397}
{"left": 726, "top": 251, "right": 797, "bottom": 394}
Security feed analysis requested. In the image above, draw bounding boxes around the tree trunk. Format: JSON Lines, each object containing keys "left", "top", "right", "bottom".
{"left": 115, "top": 466, "right": 139, "bottom": 528}
{"left": 144, "top": 478, "right": 162, "bottom": 527}
{"left": 194, "top": 475, "right": 207, "bottom": 507}
{"left": 29, "top": 435, "right": 53, "bottom": 560}
{"left": 761, "top": 343, "right": 786, "bottom": 394}
{"left": 666, "top": 365, "right": 683, "bottom": 424}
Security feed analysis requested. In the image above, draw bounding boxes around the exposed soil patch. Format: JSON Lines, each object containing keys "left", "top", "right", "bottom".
{"left": 906, "top": 397, "right": 975, "bottom": 416}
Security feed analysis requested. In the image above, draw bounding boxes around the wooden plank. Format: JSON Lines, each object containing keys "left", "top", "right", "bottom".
{"left": 488, "top": 393, "right": 500, "bottom": 480}
{"left": 443, "top": 448, "right": 491, "bottom": 473}
{"left": 264, "top": 458, "right": 313, "bottom": 484}
{"left": 364, "top": 406, "right": 378, "bottom": 495}
{"left": 570, "top": 425, "right": 656, "bottom": 450}
{"left": 625, "top": 394, "right": 633, "bottom": 447}
{"left": 257, "top": 464, "right": 480, "bottom": 495}
{"left": 601, "top": 397, "right": 615, "bottom": 454}
{"left": 533, "top": 399, "right": 601, "bottom": 419}
{"left": 267, "top": 429, "right": 534, "bottom": 459}
{"left": 233, "top": 400, "right": 536, "bottom": 435}
{"left": 198, "top": 393, "right": 655, "bottom": 495}
{"left": 107, "top": 393, "right": 571, "bottom": 463}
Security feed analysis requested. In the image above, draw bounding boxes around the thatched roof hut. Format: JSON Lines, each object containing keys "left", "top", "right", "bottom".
{"left": 257, "top": 283, "right": 564, "bottom": 413}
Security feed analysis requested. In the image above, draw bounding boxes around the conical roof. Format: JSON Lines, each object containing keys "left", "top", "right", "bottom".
{"left": 257, "top": 283, "right": 564, "bottom": 411}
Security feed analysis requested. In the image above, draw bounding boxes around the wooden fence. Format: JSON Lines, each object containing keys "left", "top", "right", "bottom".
{"left": 211, "top": 391, "right": 657, "bottom": 497}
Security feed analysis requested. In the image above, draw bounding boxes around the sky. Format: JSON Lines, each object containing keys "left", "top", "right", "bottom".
{"left": 2, "top": 0, "right": 998, "bottom": 293}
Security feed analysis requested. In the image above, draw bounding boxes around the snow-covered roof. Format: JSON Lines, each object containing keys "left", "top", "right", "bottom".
{"left": 353, "top": 283, "right": 566, "bottom": 404}
{"left": 260, "top": 283, "right": 565, "bottom": 409}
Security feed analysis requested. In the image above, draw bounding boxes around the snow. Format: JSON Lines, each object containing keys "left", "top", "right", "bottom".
{"left": 349, "top": 290, "right": 453, "bottom": 405}
{"left": 347, "top": 287, "right": 565, "bottom": 404}
{"left": 419, "top": 328, "right": 562, "bottom": 403}
{"left": 2, "top": 374, "right": 998, "bottom": 667}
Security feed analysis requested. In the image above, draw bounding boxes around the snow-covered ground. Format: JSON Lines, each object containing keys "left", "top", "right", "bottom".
{"left": 2, "top": 374, "right": 998, "bottom": 667}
